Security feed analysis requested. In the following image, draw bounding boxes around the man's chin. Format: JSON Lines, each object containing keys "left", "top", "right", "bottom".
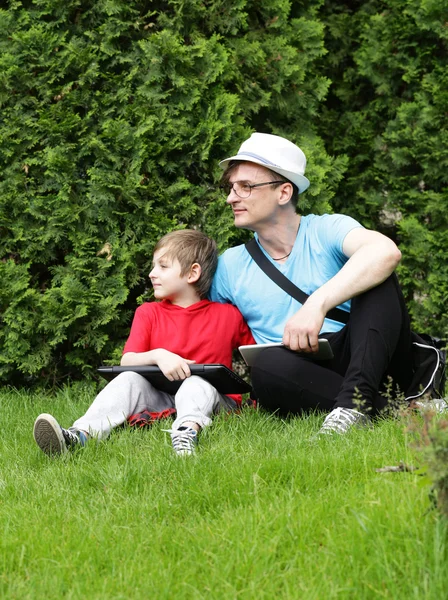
{"left": 233, "top": 219, "right": 255, "bottom": 232}
{"left": 233, "top": 216, "right": 253, "bottom": 230}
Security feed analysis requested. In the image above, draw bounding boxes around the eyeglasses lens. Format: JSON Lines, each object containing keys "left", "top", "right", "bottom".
{"left": 222, "top": 182, "right": 251, "bottom": 198}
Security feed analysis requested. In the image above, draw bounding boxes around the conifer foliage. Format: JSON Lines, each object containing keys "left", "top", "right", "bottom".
{"left": 1, "top": 1, "right": 446, "bottom": 386}
{"left": 319, "top": 0, "right": 448, "bottom": 333}
{"left": 0, "top": 0, "right": 338, "bottom": 384}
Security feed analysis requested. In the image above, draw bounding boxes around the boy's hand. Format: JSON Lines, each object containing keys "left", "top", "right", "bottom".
{"left": 155, "top": 349, "right": 196, "bottom": 381}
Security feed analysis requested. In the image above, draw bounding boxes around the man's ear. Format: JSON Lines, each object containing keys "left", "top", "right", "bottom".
{"left": 278, "top": 182, "right": 293, "bottom": 206}
{"left": 187, "top": 262, "right": 202, "bottom": 284}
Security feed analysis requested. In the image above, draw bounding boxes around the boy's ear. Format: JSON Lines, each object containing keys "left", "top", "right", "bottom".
{"left": 187, "top": 262, "right": 201, "bottom": 284}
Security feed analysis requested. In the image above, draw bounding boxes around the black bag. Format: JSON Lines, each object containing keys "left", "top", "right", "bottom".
{"left": 405, "top": 333, "right": 447, "bottom": 401}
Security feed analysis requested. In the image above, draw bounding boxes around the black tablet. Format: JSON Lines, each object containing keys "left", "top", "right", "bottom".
{"left": 97, "top": 364, "right": 252, "bottom": 395}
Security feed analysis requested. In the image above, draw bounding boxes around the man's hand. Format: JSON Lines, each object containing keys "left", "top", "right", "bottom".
{"left": 282, "top": 229, "right": 401, "bottom": 353}
{"left": 155, "top": 349, "right": 196, "bottom": 381}
{"left": 282, "top": 302, "right": 326, "bottom": 353}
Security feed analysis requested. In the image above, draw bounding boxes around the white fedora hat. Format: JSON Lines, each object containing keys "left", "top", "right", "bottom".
{"left": 219, "top": 132, "right": 310, "bottom": 193}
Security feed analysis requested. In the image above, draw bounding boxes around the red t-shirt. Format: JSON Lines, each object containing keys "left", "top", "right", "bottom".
{"left": 123, "top": 299, "right": 255, "bottom": 402}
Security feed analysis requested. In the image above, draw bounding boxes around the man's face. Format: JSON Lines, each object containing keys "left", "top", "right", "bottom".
{"left": 225, "top": 162, "right": 287, "bottom": 231}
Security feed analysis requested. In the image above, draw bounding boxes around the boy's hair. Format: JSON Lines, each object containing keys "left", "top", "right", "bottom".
{"left": 221, "top": 160, "right": 299, "bottom": 208}
{"left": 154, "top": 230, "right": 218, "bottom": 299}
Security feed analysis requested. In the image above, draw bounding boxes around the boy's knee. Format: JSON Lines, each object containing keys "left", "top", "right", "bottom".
{"left": 179, "top": 375, "right": 208, "bottom": 392}
{"left": 176, "top": 376, "right": 218, "bottom": 404}
{"left": 114, "top": 370, "right": 147, "bottom": 387}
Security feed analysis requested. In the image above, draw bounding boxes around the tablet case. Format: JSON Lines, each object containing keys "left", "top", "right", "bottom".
{"left": 97, "top": 364, "right": 252, "bottom": 395}
{"left": 239, "top": 339, "right": 333, "bottom": 366}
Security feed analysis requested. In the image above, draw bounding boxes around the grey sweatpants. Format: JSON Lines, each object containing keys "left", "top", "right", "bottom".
{"left": 73, "top": 371, "right": 236, "bottom": 439}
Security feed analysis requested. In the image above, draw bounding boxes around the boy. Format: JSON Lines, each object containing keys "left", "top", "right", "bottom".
{"left": 33, "top": 230, "right": 255, "bottom": 456}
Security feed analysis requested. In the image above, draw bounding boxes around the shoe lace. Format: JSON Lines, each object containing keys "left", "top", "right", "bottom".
{"left": 416, "top": 398, "right": 448, "bottom": 413}
{"left": 62, "top": 427, "right": 84, "bottom": 447}
{"left": 163, "top": 427, "right": 197, "bottom": 454}
{"left": 321, "top": 407, "right": 362, "bottom": 433}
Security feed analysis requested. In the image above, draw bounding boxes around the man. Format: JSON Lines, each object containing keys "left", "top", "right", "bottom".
{"left": 210, "top": 132, "right": 415, "bottom": 434}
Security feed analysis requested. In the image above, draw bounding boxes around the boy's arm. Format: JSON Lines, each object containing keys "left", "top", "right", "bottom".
{"left": 121, "top": 350, "right": 195, "bottom": 382}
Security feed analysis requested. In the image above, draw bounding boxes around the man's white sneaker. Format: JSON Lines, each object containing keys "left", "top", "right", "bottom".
{"left": 318, "top": 407, "right": 372, "bottom": 435}
{"left": 163, "top": 426, "right": 198, "bottom": 456}
{"left": 414, "top": 397, "right": 448, "bottom": 414}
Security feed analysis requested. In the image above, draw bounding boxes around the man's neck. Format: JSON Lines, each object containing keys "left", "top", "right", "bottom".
{"left": 256, "top": 214, "right": 301, "bottom": 260}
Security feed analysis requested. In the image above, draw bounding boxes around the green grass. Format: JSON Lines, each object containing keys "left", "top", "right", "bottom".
{"left": 1, "top": 384, "right": 447, "bottom": 599}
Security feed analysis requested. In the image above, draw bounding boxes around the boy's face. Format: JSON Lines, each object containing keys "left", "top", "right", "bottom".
{"left": 149, "top": 249, "right": 191, "bottom": 303}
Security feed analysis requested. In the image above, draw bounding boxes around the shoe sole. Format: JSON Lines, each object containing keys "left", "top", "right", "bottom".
{"left": 33, "top": 414, "right": 67, "bottom": 455}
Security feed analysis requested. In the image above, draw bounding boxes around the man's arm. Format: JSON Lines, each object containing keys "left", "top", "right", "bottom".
{"left": 282, "top": 228, "right": 401, "bottom": 352}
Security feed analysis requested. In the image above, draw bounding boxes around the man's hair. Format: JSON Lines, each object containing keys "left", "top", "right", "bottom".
{"left": 221, "top": 161, "right": 299, "bottom": 208}
{"left": 154, "top": 229, "right": 218, "bottom": 299}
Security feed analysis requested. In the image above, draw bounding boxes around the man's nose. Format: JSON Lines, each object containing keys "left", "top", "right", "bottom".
{"left": 226, "top": 186, "right": 239, "bottom": 204}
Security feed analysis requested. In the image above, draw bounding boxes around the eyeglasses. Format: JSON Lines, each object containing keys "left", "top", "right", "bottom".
{"left": 220, "top": 180, "right": 285, "bottom": 199}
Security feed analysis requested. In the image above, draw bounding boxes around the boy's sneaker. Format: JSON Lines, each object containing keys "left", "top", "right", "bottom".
{"left": 163, "top": 426, "right": 198, "bottom": 456}
{"left": 33, "top": 413, "right": 87, "bottom": 455}
{"left": 318, "top": 407, "right": 372, "bottom": 436}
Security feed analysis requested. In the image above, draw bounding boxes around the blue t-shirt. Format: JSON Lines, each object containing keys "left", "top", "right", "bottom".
{"left": 209, "top": 213, "right": 363, "bottom": 343}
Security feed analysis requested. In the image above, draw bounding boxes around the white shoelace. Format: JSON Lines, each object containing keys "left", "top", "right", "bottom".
{"left": 163, "top": 427, "right": 198, "bottom": 455}
{"left": 320, "top": 407, "right": 370, "bottom": 435}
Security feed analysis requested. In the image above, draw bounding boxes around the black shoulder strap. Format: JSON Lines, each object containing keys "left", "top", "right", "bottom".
{"left": 245, "top": 238, "right": 349, "bottom": 325}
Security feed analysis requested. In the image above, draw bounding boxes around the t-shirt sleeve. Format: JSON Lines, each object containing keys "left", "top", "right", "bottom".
{"left": 209, "top": 254, "right": 233, "bottom": 303}
{"left": 318, "top": 214, "right": 363, "bottom": 259}
{"left": 230, "top": 306, "right": 256, "bottom": 348}
{"left": 122, "top": 305, "right": 153, "bottom": 354}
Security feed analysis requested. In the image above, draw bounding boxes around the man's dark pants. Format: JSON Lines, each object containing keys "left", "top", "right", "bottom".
{"left": 251, "top": 275, "right": 414, "bottom": 416}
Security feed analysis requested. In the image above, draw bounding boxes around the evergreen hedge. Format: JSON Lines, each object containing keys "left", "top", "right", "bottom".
{"left": 0, "top": 0, "right": 342, "bottom": 385}
{"left": 319, "top": 0, "right": 448, "bottom": 333}
{"left": 0, "top": 0, "right": 446, "bottom": 386}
